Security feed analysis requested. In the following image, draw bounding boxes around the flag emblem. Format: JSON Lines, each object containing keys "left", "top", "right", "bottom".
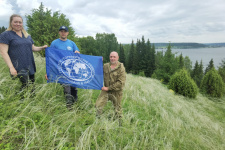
{"left": 46, "top": 47, "right": 103, "bottom": 90}
{"left": 58, "top": 56, "right": 95, "bottom": 84}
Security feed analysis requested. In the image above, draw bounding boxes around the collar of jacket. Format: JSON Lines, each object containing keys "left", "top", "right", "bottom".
{"left": 109, "top": 62, "right": 121, "bottom": 70}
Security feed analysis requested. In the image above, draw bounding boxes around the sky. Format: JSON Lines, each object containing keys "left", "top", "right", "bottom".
{"left": 1, "top": 0, "right": 225, "bottom": 44}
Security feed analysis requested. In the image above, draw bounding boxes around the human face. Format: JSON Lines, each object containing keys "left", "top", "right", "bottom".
{"left": 11, "top": 17, "right": 23, "bottom": 32}
{"left": 59, "top": 30, "right": 69, "bottom": 40}
{"left": 110, "top": 52, "right": 119, "bottom": 65}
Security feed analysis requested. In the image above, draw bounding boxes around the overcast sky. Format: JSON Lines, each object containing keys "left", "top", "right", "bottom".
{"left": 1, "top": 0, "right": 225, "bottom": 43}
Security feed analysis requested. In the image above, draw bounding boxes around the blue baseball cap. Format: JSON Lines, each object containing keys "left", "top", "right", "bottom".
{"left": 59, "top": 26, "right": 68, "bottom": 32}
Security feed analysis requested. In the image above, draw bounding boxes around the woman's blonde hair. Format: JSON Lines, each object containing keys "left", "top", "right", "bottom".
{"left": 7, "top": 14, "right": 29, "bottom": 38}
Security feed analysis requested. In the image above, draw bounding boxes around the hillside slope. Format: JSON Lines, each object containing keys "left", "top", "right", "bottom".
{"left": 0, "top": 55, "right": 224, "bottom": 149}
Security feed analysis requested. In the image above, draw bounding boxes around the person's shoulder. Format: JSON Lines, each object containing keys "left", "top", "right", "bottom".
{"left": 52, "top": 38, "right": 60, "bottom": 42}
{"left": 0, "top": 31, "right": 13, "bottom": 43}
{"left": 104, "top": 63, "right": 110, "bottom": 67}
{"left": 118, "top": 62, "right": 125, "bottom": 69}
{"left": 0, "top": 31, "right": 12, "bottom": 36}
{"left": 118, "top": 62, "right": 123, "bottom": 66}
{"left": 68, "top": 40, "right": 79, "bottom": 51}
{"left": 51, "top": 38, "right": 60, "bottom": 44}
{"left": 67, "top": 39, "right": 75, "bottom": 44}
{"left": 103, "top": 63, "right": 110, "bottom": 71}
{"left": 27, "top": 34, "right": 32, "bottom": 39}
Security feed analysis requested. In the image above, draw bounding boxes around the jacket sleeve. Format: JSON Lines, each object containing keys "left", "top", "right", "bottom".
{"left": 108, "top": 63, "right": 126, "bottom": 91}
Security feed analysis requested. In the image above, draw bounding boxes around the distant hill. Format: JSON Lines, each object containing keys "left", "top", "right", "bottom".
{"left": 123, "top": 42, "right": 225, "bottom": 49}
{"left": 153, "top": 43, "right": 206, "bottom": 49}
{"left": 153, "top": 42, "right": 225, "bottom": 49}
{"left": 153, "top": 43, "right": 225, "bottom": 49}
{"left": 203, "top": 43, "right": 225, "bottom": 47}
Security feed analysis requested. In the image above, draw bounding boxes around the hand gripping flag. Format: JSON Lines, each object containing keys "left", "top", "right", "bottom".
{"left": 45, "top": 47, "right": 103, "bottom": 90}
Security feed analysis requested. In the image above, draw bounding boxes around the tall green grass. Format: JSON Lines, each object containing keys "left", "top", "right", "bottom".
{"left": 0, "top": 54, "right": 224, "bottom": 149}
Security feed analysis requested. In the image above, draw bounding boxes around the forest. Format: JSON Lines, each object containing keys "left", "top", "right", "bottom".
{"left": 1, "top": 3, "right": 225, "bottom": 98}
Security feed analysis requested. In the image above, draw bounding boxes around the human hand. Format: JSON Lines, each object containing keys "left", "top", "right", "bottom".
{"left": 45, "top": 74, "right": 48, "bottom": 80}
{"left": 43, "top": 45, "right": 48, "bottom": 49}
{"left": 75, "top": 50, "right": 80, "bottom": 53}
{"left": 10, "top": 67, "right": 17, "bottom": 76}
{"left": 101, "top": 87, "right": 109, "bottom": 91}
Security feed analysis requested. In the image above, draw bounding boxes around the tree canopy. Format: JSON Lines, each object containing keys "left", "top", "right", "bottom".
{"left": 26, "top": 3, "right": 76, "bottom": 56}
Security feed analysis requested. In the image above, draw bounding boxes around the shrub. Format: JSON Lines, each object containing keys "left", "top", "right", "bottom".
{"left": 218, "top": 68, "right": 225, "bottom": 95}
{"left": 168, "top": 69, "right": 198, "bottom": 98}
{"left": 138, "top": 71, "right": 145, "bottom": 77}
{"left": 218, "top": 67, "right": 225, "bottom": 83}
{"left": 200, "top": 67, "right": 224, "bottom": 98}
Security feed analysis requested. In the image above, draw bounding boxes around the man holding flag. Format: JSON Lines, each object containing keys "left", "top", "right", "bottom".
{"left": 95, "top": 51, "right": 126, "bottom": 126}
{"left": 45, "top": 25, "right": 80, "bottom": 110}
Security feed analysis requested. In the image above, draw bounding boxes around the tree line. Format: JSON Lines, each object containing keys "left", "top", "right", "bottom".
{"left": 0, "top": 26, "right": 7, "bottom": 34}
{"left": 1, "top": 3, "right": 224, "bottom": 98}
{"left": 154, "top": 43, "right": 207, "bottom": 49}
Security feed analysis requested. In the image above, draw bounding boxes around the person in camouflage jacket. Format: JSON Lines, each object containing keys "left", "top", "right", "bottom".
{"left": 95, "top": 51, "right": 126, "bottom": 124}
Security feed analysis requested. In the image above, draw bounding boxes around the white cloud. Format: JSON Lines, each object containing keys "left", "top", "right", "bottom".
{"left": 1, "top": 0, "right": 225, "bottom": 43}
{"left": 16, "top": 0, "right": 40, "bottom": 15}
{"left": 0, "top": 0, "right": 14, "bottom": 27}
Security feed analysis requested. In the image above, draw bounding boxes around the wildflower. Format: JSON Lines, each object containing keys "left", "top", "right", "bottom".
{"left": 169, "top": 89, "right": 174, "bottom": 94}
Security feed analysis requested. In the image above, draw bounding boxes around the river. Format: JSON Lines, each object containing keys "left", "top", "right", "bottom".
{"left": 157, "top": 47, "right": 225, "bottom": 69}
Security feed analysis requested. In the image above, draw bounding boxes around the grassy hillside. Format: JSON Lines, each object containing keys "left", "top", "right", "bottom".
{"left": 0, "top": 54, "right": 224, "bottom": 149}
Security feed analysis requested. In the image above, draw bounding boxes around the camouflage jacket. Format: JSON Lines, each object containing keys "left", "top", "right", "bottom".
{"left": 103, "top": 62, "right": 126, "bottom": 91}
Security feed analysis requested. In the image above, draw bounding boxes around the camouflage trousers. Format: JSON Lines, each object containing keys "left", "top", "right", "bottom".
{"left": 95, "top": 90, "right": 123, "bottom": 119}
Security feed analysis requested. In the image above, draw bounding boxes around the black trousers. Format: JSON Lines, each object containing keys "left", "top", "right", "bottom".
{"left": 63, "top": 85, "right": 78, "bottom": 105}
{"left": 11, "top": 70, "right": 35, "bottom": 100}
{"left": 18, "top": 74, "right": 35, "bottom": 90}
{"left": 11, "top": 70, "right": 35, "bottom": 91}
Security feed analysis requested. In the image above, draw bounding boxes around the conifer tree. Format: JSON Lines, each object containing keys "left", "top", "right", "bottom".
{"left": 0, "top": 26, "right": 7, "bottom": 34}
{"left": 183, "top": 56, "right": 192, "bottom": 73}
{"left": 155, "top": 50, "right": 163, "bottom": 67}
{"left": 162, "top": 43, "right": 177, "bottom": 83}
{"left": 140, "top": 36, "right": 147, "bottom": 72}
{"left": 178, "top": 53, "right": 184, "bottom": 69}
{"left": 191, "top": 60, "right": 203, "bottom": 87}
{"left": 191, "top": 61, "right": 199, "bottom": 78}
{"left": 119, "top": 44, "right": 126, "bottom": 66}
{"left": 218, "top": 68, "right": 225, "bottom": 84}
{"left": 198, "top": 60, "right": 204, "bottom": 82}
{"left": 201, "top": 67, "right": 224, "bottom": 97}
{"left": 145, "top": 40, "right": 156, "bottom": 77}
{"left": 153, "top": 43, "right": 177, "bottom": 83}
{"left": 122, "top": 44, "right": 131, "bottom": 69}
{"left": 144, "top": 39, "right": 151, "bottom": 77}
{"left": 218, "top": 58, "right": 225, "bottom": 83}
{"left": 127, "top": 40, "right": 135, "bottom": 73}
{"left": 204, "top": 59, "right": 214, "bottom": 75}
{"left": 133, "top": 39, "right": 140, "bottom": 74}
{"left": 219, "top": 58, "right": 225, "bottom": 69}
{"left": 150, "top": 44, "right": 156, "bottom": 74}
{"left": 152, "top": 50, "right": 163, "bottom": 79}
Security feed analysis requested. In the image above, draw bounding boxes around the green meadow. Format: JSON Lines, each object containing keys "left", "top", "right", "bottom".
{"left": 0, "top": 54, "right": 224, "bottom": 150}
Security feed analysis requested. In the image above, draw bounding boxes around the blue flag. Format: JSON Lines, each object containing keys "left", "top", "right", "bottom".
{"left": 45, "top": 47, "right": 103, "bottom": 90}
